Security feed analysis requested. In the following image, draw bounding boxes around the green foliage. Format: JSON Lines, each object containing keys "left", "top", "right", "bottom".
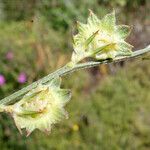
{"left": 0, "top": 0, "right": 149, "bottom": 149}
{"left": 0, "top": 0, "right": 147, "bottom": 29}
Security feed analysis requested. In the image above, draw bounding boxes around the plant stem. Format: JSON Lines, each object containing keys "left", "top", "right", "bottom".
{"left": 0, "top": 45, "right": 150, "bottom": 105}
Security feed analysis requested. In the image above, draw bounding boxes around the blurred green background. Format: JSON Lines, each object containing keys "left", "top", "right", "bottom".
{"left": 0, "top": 0, "right": 149, "bottom": 149}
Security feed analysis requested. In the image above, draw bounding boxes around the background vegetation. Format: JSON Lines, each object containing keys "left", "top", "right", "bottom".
{"left": 0, "top": 0, "right": 149, "bottom": 149}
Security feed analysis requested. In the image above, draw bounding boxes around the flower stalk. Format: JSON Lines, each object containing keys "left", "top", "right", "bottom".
{"left": 0, "top": 45, "right": 149, "bottom": 106}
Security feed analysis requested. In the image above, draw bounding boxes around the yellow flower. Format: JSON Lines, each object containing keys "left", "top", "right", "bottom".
{"left": 72, "top": 124, "right": 79, "bottom": 131}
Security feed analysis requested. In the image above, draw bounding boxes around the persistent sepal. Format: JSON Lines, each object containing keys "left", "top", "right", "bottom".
{"left": 71, "top": 10, "right": 133, "bottom": 63}
{"left": 2, "top": 77, "right": 71, "bottom": 136}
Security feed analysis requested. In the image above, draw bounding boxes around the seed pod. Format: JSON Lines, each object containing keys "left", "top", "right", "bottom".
{"left": 3, "top": 77, "right": 71, "bottom": 136}
{"left": 72, "top": 10, "right": 133, "bottom": 63}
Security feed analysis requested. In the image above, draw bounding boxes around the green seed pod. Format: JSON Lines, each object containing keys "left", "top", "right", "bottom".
{"left": 72, "top": 10, "right": 133, "bottom": 63}
{"left": 3, "top": 77, "right": 71, "bottom": 136}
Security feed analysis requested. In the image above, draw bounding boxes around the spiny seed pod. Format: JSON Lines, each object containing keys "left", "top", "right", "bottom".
{"left": 2, "top": 77, "right": 71, "bottom": 136}
{"left": 71, "top": 10, "right": 133, "bottom": 64}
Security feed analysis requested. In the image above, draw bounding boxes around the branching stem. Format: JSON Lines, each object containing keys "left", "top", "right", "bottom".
{"left": 0, "top": 45, "right": 150, "bottom": 105}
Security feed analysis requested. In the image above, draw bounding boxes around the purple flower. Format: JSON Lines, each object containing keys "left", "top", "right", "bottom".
{"left": 6, "top": 51, "right": 14, "bottom": 60}
{"left": 0, "top": 74, "right": 6, "bottom": 86}
{"left": 17, "top": 72, "right": 27, "bottom": 84}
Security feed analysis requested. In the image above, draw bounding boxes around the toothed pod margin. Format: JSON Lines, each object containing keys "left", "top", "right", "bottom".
{"left": 71, "top": 10, "right": 133, "bottom": 64}
{"left": 2, "top": 77, "right": 71, "bottom": 136}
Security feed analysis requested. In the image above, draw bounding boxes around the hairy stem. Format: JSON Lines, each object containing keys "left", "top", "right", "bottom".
{"left": 0, "top": 45, "right": 150, "bottom": 105}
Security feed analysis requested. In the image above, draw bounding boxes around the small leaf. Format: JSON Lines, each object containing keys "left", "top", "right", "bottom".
{"left": 84, "top": 30, "right": 99, "bottom": 48}
{"left": 92, "top": 43, "right": 116, "bottom": 55}
{"left": 17, "top": 110, "right": 41, "bottom": 116}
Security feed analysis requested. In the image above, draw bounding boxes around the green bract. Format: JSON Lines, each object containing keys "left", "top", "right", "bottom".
{"left": 2, "top": 77, "right": 71, "bottom": 136}
{"left": 71, "top": 10, "right": 133, "bottom": 64}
